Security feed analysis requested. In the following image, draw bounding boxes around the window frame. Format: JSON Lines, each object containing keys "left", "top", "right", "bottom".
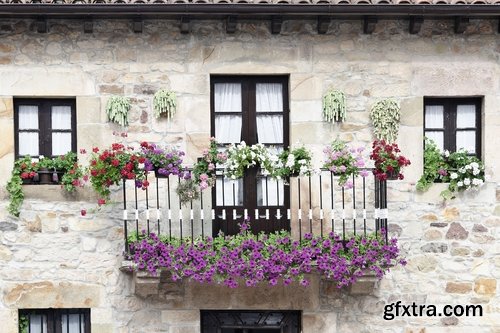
{"left": 18, "top": 308, "right": 91, "bottom": 333}
{"left": 14, "top": 98, "right": 77, "bottom": 159}
{"left": 210, "top": 75, "right": 290, "bottom": 236}
{"left": 424, "top": 97, "right": 482, "bottom": 159}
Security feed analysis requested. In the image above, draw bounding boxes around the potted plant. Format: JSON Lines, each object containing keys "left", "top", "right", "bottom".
{"left": 140, "top": 141, "right": 185, "bottom": 178}
{"left": 272, "top": 146, "right": 313, "bottom": 179}
{"left": 370, "top": 140, "right": 411, "bottom": 181}
{"left": 53, "top": 151, "right": 84, "bottom": 191}
{"left": 106, "top": 96, "right": 131, "bottom": 127}
{"left": 322, "top": 89, "right": 346, "bottom": 122}
{"left": 153, "top": 89, "right": 177, "bottom": 119}
{"left": 6, "top": 156, "right": 39, "bottom": 217}
{"left": 87, "top": 142, "right": 147, "bottom": 202}
{"left": 224, "top": 142, "right": 273, "bottom": 180}
{"left": 370, "top": 98, "right": 400, "bottom": 143}
{"left": 417, "top": 138, "right": 485, "bottom": 199}
{"left": 323, "top": 139, "right": 366, "bottom": 187}
{"left": 37, "top": 155, "right": 55, "bottom": 184}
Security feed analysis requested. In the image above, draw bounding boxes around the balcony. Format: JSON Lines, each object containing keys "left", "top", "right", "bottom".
{"left": 121, "top": 168, "right": 389, "bottom": 252}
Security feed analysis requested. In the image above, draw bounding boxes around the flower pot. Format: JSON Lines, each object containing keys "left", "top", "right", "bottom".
{"left": 22, "top": 178, "right": 33, "bottom": 185}
{"left": 38, "top": 168, "right": 53, "bottom": 184}
{"left": 154, "top": 168, "right": 169, "bottom": 178}
{"left": 386, "top": 170, "right": 399, "bottom": 180}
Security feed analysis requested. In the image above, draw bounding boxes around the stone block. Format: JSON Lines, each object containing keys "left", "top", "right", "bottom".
{"left": 290, "top": 74, "right": 323, "bottom": 101}
{"left": 77, "top": 97, "right": 102, "bottom": 124}
{"left": 473, "top": 278, "right": 496, "bottom": 295}
{"left": 91, "top": 324, "right": 114, "bottom": 333}
{"left": 290, "top": 100, "right": 322, "bottom": 123}
{"left": 0, "top": 69, "right": 96, "bottom": 96}
{"left": 400, "top": 97, "right": 424, "bottom": 127}
{"left": 3, "top": 281, "right": 102, "bottom": 308}
{"left": 161, "top": 310, "right": 199, "bottom": 325}
{"left": 0, "top": 244, "right": 13, "bottom": 261}
{"left": 405, "top": 255, "right": 438, "bottom": 273}
{"left": 302, "top": 312, "right": 337, "bottom": 333}
{"left": 134, "top": 272, "right": 160, "bottom": 298}
{"left": 445, "top": 222, "right": 468, "bottom": 240}
{"left": 445, "top": 282, "right": 472, "bottom": 294}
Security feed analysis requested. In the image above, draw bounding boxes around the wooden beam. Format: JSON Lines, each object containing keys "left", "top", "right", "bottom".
{"left": 83, "top": 20, "right": 93, "bottom": 33}
{"left": 409, "top": 16, "right": 423, "bottom": 34}
{"left": 226, "top": 16, "right": 237, "bottom": 34}
{"left": 36, "top": 18, "right": 47, "bottom": 33}
{"left": 271, "top": 16, "right": 282, "bottom": 35}
{"left": 363, "top": 17, "right": 377, "bottom": 34}
{"left": 317, "top": 16, "right": 330, "bottom": 34}
{"left": 454, "top": 16, "right": 469, "bottom": 34}
{"left": 133, "top": 19, "right": 143, "bottom": 33}
{"left": 180, "top": 16, "right": 190, "bottom": 34}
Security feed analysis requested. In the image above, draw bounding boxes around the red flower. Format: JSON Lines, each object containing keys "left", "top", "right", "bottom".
{"left": 80, "top": 148, "right": 87, "bottom": 154}
{"left": 138, "top": 157, "right": 146, "bottom": 163}
{"left": 111, "top": 159, "right": 120, "bottom": 167}
{"left": 81, "top": 209, "right": 87, "bottom": 216}
{"left": 92, "top": 147, "right": 99, "bottom": 153}
{"left": 20, "top": 172, "right": 30, "bottom": 179}
{"left": 97, "top": 199, "right": 106, "bottom": 206}
{"left": 142, "top": 180, "right": 150, "bottom": 188}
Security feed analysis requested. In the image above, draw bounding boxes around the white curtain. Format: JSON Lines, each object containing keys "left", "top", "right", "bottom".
{"left": 215, "top": 83, "right": 243, "bottom": 205}
{"left": 18, "top": 105, "right": 39, "bottom": 156}
{"left": 256, "top": 83, "right": 284, "bottom": 206}
{"left": 29, "top": 314, "right": 47, "bottom": 333}
{"left": 256, "top": 83, "right": 282, "bottom": 112}
{"left": 51, "top": 106, "right": 72, "bottom": 156}
{"left": 425, "top": 105, "right": 444, "bottom": 151}
{"left": 214, "top": 83, "right": 241, "bottom": 112}
{"left": 62, "top": 313, "right": 85, "bottom": 333}
{"left": 456, "top": 105, "right": 476, "bottom": 152}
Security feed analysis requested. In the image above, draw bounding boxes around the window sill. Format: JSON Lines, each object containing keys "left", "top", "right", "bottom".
{"left": 22, "top": 185, "right": 97, "bottom": 202}
{"left": 415, "top": 182, "right": 495, "bottom": 204}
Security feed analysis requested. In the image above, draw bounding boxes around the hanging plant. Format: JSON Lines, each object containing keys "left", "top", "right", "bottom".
{"left": 370, "top": 98, "right": 400, "bottom": 143}
{"left": 153, "top": 89, "right": 177, "bottom": 119}
{"left": 322, "top": 89, "right": 346, "bottom": 122}
{"left": 106, "top": 96, "right": 131, "bottom": 127}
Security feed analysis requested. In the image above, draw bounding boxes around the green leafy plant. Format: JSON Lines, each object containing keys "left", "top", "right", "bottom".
{"left": 322, "top": 89, "right": 346, "bottom": 122}
{"left": 272, "top": 146, "right": 313, "bottom": 179}
{"left": 6, "top": 156, "right": 38, "bottom": 217}
{"left": 323, "top": 139, "right": 367, "bottom": 188}
{"left": 153, "top": 89, "right": 177, "bottom": 119}
{"left": 176, "top": 178, "right": 200, "bottom": 204}
{"left": 53, "top": 152, "right": 84, "bottom": 192}
{"left": 416, "top": 138, "right": 448, "bottom": 192}
{"left": 18, "top": 313, "right": 28, "bottom": 333}
{"left": 37, "top": 155, "right": 54, "bottom": 169}
{"left": 417, "top": 138, "right": 485, "bottom": 199}
{"left": 370, "top": 99, "right": 400, "bottom": 143}
{"left": 106, "top": 96, "right": 131, "bottom": 126}
{"left": 224, "top": 142, "right": 273, "bottom": 179}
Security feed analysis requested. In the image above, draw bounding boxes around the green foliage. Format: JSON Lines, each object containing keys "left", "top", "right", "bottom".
{"left": 6, "top": 156, "right": 38, "bottom": 217}
{"left": 370, "top": 99, "right": 400, "bottom": 143}
{"left": 106, "top": 96, "right": 131, "bottom": 126}
{"left": 416, "top": 138, "right": 447, "bottom": 192}
{"left": 322, "top": 89, "right": 346, "bottom": 122}
{"left": 176, "top": 179, "right": 200, "bottom": 204}
{"left": 417, "top": 138, "right": 485, "bottom": 199}
{"left": 153, "top": 89, "right": 177, "bottom": 119}
{"left": 18, "top": 314, "right": 28, "bottom": 333}
{"left": 37, "top": 155, "right": 54, "bottom": 169}
{"left": 54, "top": 152, "right": 84, "bottom": 192}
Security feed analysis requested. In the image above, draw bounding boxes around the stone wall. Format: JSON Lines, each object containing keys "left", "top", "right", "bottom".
{"left": 0, "top": 18, "right": 499, "bottom": 333}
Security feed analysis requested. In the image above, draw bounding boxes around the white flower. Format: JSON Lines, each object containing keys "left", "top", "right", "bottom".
{"left": 450, "top": 173, "right": 458, "bottom": 180}
{"left": 138, "top": 163, "right": 145, "bottom": 170}
{"left": 472, "top": 178, "right": 483, "bottom": 186}
{"left": 473, "top": 169, "right": 480, "bottom": 176}
{"left": 459, "top": 168, "right": 466, "bottom": 174}
{"left": 470, "top": 162, "right": 479, "bottom": 169}
{"left": 463, "top": 178, "right": 471, "bottom": 186}
{"left": 465, "top": 164, "right": 472, "bottom": 170}
{"left": 444, "top": 150, "right": 450, "bottom": 157}
{"left": 457, "top": 181, "right": 463, "bottom": 187}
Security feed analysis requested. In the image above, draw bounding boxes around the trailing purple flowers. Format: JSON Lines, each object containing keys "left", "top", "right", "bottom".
{"left": 129, "top": 224, "right": 405, "bottom": 288}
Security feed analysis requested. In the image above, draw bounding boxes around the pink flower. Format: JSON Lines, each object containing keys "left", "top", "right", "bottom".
{"left": 97, "top": 199, "right": 106, "bottom": 206}
{"left": 79, "top": 148, "right": 87, "bottom": 154}
{"left": 199, "top": 173, "right": 209, "bottom": 181}
{"left": 360, "top": 170, "right": 370, "bottom": 178}
{"left": 208, "top": 163, "right": 215, "bottom": 171}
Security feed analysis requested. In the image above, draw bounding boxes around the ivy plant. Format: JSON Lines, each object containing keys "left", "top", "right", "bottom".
{"left": 370, "top": 98, "right": 400, "bottom": 143}
{"left": 322, "top": 89, "right": 346, "bottom": 122}
{"left": 153, "top": 89, "right": 177, "bottom": 119}
{"left": 106, "top": 96, "right": 131, "bottom": 127}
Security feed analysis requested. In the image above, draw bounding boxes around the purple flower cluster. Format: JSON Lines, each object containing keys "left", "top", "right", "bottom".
{"left": 141, "top": 141, "right": 185, "bottom": 177}
{"left": 129, "top": 227, "right": 405, "bottom": 289}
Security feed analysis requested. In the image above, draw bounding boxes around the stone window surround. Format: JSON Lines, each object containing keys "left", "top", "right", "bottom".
{"left": 13, "top": 97, "right": 77, "bottom": 159}
{"left": 18, "top": 308, "right": 91, "bottom": 333}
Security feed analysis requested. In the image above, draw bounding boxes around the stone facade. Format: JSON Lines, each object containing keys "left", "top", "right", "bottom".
{"left": 0, "top": 17, "right": 499, "bottom": 333}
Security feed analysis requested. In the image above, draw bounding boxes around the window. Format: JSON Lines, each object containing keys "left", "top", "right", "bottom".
{"left": 201, "top": 310, "right": 301, "bottom": 333}
{"left": 14, "top": 99, "right": 77, "bottom": 158}
{"left": 211, "top": 76, "right": 289, "bottom": 235}
{"left": 424, "top": 98, "right": 481, "bottom": 158}
{"left": 18, "top": 309, "right": 90, "bottom": 333}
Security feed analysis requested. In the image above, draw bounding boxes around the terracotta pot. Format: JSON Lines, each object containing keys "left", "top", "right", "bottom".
{"left": 38, "top": 168, "right": 53, "bottom": 184}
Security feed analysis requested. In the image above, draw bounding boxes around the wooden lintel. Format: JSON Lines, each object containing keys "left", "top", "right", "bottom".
{"left": 317, "top": 16, "right": 330, "bottom": 34}
{"left": 226, "top": 16, "right": 237, "bottom": 34}
{"left": 454, "top": 16, "right": 469, "bottom": 34}
{"left": 363, "top": 17, "right": 377, "bottom": 34}
{"left": 180, "top": 16, "right": 190, "bottom": 34}
{"left": 409, "top": 16, "right": 423, "bottom": 34}
{"left": 271, "top": 16, "right": 282, "bottom": 35}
